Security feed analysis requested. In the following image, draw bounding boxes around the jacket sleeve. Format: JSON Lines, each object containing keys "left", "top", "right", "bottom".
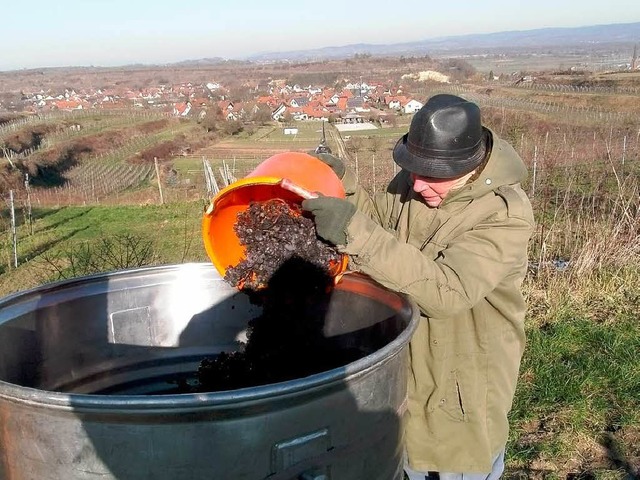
{"left": 340, "top": 196, "right": 534, "bottom": 318}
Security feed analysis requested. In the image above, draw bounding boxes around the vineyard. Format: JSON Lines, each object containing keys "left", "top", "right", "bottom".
{"left": 1, "top": 110, "right": 208, "bottom": 206}
{"left": 32, "top": 161, "right": 154, "bottom": 205}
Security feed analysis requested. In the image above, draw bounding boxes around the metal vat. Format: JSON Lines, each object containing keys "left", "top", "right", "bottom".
{"left": 0, "top": 263, "right": 418, "bottom": 480}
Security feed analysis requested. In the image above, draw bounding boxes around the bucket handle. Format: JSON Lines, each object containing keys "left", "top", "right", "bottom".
{"left": 279, "top": 179, "right": 318, "bottom": 200}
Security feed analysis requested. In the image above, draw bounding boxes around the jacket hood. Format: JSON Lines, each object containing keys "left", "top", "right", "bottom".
{"left": 443, "top": 129, "right": 528, "bottom": 204}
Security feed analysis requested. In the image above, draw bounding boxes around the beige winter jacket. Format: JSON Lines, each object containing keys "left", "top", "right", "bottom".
{"left": 337, "top": 129, "right": 535, "bottom": 473}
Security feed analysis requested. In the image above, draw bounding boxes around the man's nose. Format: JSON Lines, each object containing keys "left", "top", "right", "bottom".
{"left": 413, "top": 178, "right": 430, "bottom": 193}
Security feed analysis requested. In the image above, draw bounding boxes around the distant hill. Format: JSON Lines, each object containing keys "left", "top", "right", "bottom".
{"left": 245, "top": 22, "right": 640, "bottom": 62}
{"left": 169, "top": 57, "right": 227, "bottom": 67}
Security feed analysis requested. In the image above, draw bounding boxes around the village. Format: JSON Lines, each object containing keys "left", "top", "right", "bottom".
{"left": 9, "top": 76, "right": 429, "bottom": 128}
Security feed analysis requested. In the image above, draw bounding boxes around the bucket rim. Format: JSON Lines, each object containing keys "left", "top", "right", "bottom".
{"left": 208, "top": 176, "right": 303, "bottom": 211}
{"left": 0, "top": 263, "right": 419, "bottom": 412}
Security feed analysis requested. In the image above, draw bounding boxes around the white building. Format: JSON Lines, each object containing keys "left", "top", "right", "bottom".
{"left": 403, "top": 99, "right": 424, "bottom": 114}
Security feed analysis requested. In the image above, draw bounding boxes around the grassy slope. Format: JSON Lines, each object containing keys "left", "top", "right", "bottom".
{"left": 0, "top": 202, "right": 208, "bottom": 295}
{"left": 510, "top": 270, "right": 640, "bottom": 478}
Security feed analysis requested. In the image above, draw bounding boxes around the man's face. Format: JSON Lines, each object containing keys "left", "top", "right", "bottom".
{"left": 410, "top": 173, "right": 461, "bottom": 208}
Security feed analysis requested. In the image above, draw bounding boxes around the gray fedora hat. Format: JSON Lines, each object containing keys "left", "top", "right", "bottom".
{"left": 392, "top": 94, "right": 488, "bottom": 179}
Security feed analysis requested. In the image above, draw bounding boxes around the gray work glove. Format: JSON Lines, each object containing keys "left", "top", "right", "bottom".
{"left": 301, "top": 196, "right": 356, "bottom": 246}
{"left": 309, "top": 152, "right": 346, "bottom": 179}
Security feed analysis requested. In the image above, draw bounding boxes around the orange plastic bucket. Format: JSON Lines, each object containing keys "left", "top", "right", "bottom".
{"left": 202, "top": 152, "right": 348, "bottom": 286}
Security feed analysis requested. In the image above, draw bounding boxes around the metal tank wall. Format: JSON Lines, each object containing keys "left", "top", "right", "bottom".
{"left": 0, "top": 263, "right": 418, "bottom": 480}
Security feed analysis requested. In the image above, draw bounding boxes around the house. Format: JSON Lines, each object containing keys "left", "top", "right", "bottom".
{"left": 328, "top": 93, "right": 341, "bottom": 105}
{"left": 346, "top": 96, "right": 370, "bottom": 113}
{"left": 289, "top": 97, "right": 309, "bottom": 108}
{"left": 385, "top": 95, "right": 409, "bottom": 110}
{"left": 272, "top": 103, "right": 287, "bottom": 121}
{"left": 341, "top": 113, "right": 365, "bottom": 124}
{"left": 302, "top": 106, "right": 330, "bottom": 122}
{"left": 257, "top": 96, "right": 278, "bottom": 108}
{"left": 403, "top": 99, "right": 423, "bottom": 114}
{"left": 172, "top": 101, "right": 192, "bottom": 117}
{"left": 290, "top": 108, "right": 307, "bottom": 121}
{"left": 217, "top": 100, "right": 234, "bottom": 112}
{"left": 53, "top": 100, "right": 83, "bottom": 111}
{"left": 336, "top": 96, "right": 349, "bottom": 112}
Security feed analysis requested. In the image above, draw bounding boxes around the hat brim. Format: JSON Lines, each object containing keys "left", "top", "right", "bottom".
{"left": 392, "top": 128, "right": 489, "bottom": 179}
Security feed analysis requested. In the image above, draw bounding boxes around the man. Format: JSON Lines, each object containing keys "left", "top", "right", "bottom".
{"left": 297, "top": 94, "right": 535, "bottom": 479}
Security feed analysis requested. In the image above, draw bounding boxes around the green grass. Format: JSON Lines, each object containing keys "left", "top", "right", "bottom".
{"left": 261, "top": 122, "right": 325, "bottom": 141}
{"left": 0, "top": 202, "right": 208, "bottom": 294}
{"left": 506, "top": 270, "right": 640, "bottom": 477}
{"left": 171, "top": 156, "right": 207, "bottom": 173}
{"left": 514, "top": 316, "right": 639, "bottom": 424}
{"left": 343, "top": 126, "right": 408, "bottom": 138}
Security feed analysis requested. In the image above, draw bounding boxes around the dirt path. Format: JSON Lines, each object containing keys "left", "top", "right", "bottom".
{"left": 326, "top": 124, "right": 350, "bottom": 161}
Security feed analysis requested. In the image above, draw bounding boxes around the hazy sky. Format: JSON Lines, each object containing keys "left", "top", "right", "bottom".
{"left": 2, "top": 0, "right": 639, "bottom": 71}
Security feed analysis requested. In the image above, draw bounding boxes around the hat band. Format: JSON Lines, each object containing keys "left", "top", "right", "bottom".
{"left": 406, "top": 134, "right": 484, "bottom": 160}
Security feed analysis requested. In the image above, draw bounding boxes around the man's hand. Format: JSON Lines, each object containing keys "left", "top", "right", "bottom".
{"left": 309, "top": 152, "right": 346, "bottom": 179}
{"left": 301, "top": 196, "right": 356, "bottom": 246}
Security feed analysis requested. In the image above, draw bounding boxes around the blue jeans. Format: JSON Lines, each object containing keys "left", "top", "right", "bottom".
{"left": 404, "top": 449, "right": 505, "bottom": 480}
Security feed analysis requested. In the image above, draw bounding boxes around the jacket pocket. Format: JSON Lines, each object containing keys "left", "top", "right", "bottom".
{"left": 440, "top": 368, "right": 467, "bottom": 421}
{"left": 437, "top": 354, "right": 488, "bottom": 422}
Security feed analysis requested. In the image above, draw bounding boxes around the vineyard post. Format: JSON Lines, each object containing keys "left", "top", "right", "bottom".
{"left": 154, "top": 157, "right": 164, "bottom": 205}
{"left": 92, "top": 170, "right": 96, "bottom": 204}
{"left": 355, "top": 152, "right": 359, "bottom": 179}
{"left": 531, "top": 145, "right": 538, "bottom": 199}
{"left": 9, "top": 190, "right": 18, "bottom": 268}
{"left": 24, "top": 174, "right": 33, "bottom": 235}
{"left": 372, "top": 153, "right": 376, "bottom": 194}
{"left": 203, "top": 157, "right": 211, "bottom": 196}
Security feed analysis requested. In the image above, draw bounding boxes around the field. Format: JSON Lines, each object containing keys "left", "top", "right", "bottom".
{"left": 1, "top": 66, "right": 640, "bottom": 479}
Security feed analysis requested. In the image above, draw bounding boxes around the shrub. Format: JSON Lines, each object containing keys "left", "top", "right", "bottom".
{"left": 37, "top": 233, "right": 156, "bottom": 281}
